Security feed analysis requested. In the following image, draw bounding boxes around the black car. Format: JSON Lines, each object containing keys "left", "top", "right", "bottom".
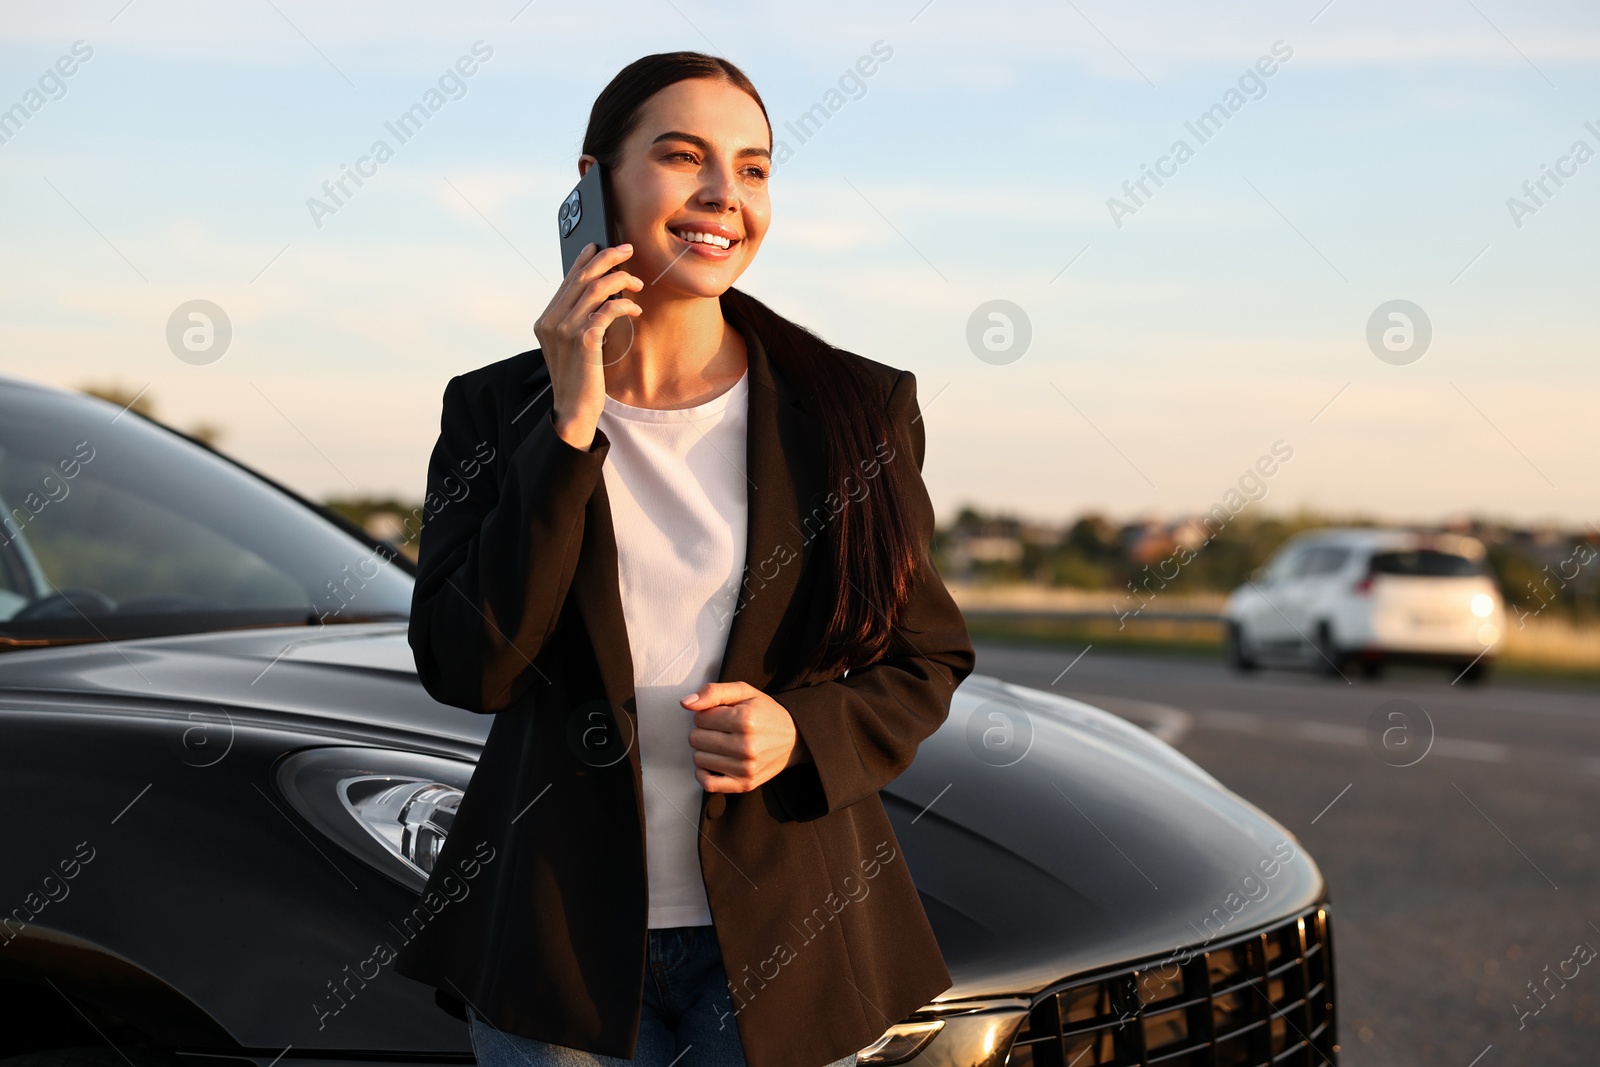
{"left": 0, "top": 376, "right": 1339, "bottom": 1067}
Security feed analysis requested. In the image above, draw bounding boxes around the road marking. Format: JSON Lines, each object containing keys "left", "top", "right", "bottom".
{"left": 1132, "top": 702, "right": 1193, "bottom": 747}
{"left": 1190, "top": 707, "right": 1558, "bottom": 769}
{"left": 1067, "top": 694, "right": 1193, "bottom": 746}
{"left": 1295, "top": 722, "right": 1365, "bottom": 747}
{"left": 1064, "top": 691, "right": 1600, "bottom": 776}
{"left": 1200, "top": 708, "right": 1264, "bottom": 733}
{"left": 1431, "top": 738, "right": 1510, "bottom": 763}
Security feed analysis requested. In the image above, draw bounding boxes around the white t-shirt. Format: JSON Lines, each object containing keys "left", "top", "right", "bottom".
{"left": 596, "top": 368, "right": 750, "bottom": 928}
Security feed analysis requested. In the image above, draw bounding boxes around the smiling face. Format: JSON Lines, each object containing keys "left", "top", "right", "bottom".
{"left": 580, "top": 76, "right": 772, "bottom": 299}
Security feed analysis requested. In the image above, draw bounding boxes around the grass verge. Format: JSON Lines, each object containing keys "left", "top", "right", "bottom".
{"left": 961, "top": 611, "right": 1600, "bottom": 685}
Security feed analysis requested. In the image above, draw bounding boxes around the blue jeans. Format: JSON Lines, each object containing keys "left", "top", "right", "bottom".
{"left": 466, "top": 924, "right": 859, "bottom": 1067}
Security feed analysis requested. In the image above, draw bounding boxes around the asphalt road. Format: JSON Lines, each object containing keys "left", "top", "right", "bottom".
{"left": 969, "top": 639, "right": 1600, "bottom": 1067}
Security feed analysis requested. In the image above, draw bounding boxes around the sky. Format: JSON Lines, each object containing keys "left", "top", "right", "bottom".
{"left": 2, "top": 0, "right": 1597, "bottom": 530}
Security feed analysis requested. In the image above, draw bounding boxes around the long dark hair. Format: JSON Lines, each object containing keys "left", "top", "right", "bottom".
{"left": 581, "top": 51, "right": 924, "bottom": 683}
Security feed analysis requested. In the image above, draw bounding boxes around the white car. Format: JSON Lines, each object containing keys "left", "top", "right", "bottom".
{"left": 1223, "top": 528, "right": 1506, "bottom": 682}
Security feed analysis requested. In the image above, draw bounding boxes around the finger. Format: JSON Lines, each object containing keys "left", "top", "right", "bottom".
{"left": 556, "top": 242, "right": 633, "bottom": 313}
{"left": 583, "top": 270, "right": 643, "bottom": 310}
{"left": 577, "top": 299, "right": 642, "bottom": 347}
{"left": 687, "top": 723, "right": 750, "bottom": 757}
{"left": 681, "top": 681, "right": 756, "bottom": 709}
{"left": 561, "top": 272, "right": 642, "bottom": 340}
{"left": 693, "top": 748, "right": 747, "bottom": 776}
{"left": 578, "top": 243, "right": 633, "bottom": 286}
{"left": 694, "top": 753, "right": 753, "bottom": 791}
{"left": 554, "top": 241, "right": 601, "bottom": 300}
{"left": 566, "top": 280, "right": 639, "bottom": 333}
{"left": 687, "top": 705, "right": 749, "bottom": 737}
{"left": 697, "top": 766, "right": 744, "bottom": 793}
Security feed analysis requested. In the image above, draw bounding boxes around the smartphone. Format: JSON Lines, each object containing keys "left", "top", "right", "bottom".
{"left": 558, "top": 163, "right": 617, "bottom": 277}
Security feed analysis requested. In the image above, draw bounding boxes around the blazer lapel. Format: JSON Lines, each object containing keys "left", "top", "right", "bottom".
{"left": 518, "top": 294, "right": 826, "bottom": 756}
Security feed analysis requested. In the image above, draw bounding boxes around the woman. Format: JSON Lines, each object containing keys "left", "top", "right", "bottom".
{"left": 392, "top": 52, "right": 975, "bottom": 1067}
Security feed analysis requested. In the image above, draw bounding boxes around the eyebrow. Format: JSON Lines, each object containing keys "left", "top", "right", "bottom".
{"left": 651, "top": 130, "right": 771, "bottom": 163}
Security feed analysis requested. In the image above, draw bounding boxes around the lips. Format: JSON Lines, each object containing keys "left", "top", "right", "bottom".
{"left": 666, "top": 224, "right": 740, "bottom": 256}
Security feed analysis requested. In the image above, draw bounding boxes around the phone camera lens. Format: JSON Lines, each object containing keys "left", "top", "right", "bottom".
{"left": 559, "top": 191, "right": 583, "bottom": 237}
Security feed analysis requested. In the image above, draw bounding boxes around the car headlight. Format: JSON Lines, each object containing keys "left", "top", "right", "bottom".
{"left": 1471, "top": 593, "right": 1495, "bottom": 618}
{"left": 276, "top": 746, "right": 476, "bottom": 893}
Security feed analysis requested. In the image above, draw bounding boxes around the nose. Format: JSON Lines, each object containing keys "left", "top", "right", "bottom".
{"left": 699, "top": 164, "right": 740, "bottom": 214}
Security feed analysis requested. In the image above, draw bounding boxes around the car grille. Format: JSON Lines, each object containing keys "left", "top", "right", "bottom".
{"left": 1006, "top": 905, "right": 1337, "bottom": 1067}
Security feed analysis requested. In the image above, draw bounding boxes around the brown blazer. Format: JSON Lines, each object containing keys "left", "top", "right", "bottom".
{"left": 392, "top": 290, "right": 976, "bottom": 1067}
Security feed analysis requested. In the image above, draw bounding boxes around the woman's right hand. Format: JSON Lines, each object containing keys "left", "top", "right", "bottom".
{"left": 533, "top": 242, "right": 644, "bottom": 450}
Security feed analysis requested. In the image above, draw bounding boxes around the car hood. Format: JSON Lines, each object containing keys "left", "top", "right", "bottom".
{"left": 0, "top": 623, "right": 1325, "bottom": 1001}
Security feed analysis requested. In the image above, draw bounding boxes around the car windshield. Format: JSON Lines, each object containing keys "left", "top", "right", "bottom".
{"left": 0, "top": 382, "right": 413, "bottom": 650}
{"left": 1369, "top": 549, "right": 1482, "bottom": 578}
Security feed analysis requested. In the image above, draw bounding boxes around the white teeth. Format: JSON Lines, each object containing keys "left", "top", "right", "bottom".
{"left": 671, "top": 228, "right": 732, "bottom": 249}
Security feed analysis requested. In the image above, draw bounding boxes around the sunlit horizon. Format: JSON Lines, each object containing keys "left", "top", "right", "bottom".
{"left": 3, "top": 0, "right": 1596, "bottom": 528}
